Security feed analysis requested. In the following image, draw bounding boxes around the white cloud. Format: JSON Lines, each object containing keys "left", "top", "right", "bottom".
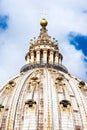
{"left": 60, "top": 41, "right": 87, "bottom": 82}
{"left": 0, "top": 0, "right": 87, "bottom": 84}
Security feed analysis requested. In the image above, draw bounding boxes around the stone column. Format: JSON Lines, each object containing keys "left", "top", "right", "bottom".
{"left": 49, "top": 50, "right": 54, "bottom": 64}
{"left": 58, "top": 53, "right": 63, "bottom": 65}
{"left": 43, "top": 50, "right": 47, "bottom": 64}
{"left": 54, "top": 52, "right": 58, "bottom": 65}
{"left": 26, "top": 55, "right": 30, "bottom": 64}
{"left": 30, "top": 51, "right": 34, "bottom": 64}
{"left": 36, "top": 50, "right": 40, "bottom": 64}
{"left": 59, "top": 58, "right": 61, "bottom": 64}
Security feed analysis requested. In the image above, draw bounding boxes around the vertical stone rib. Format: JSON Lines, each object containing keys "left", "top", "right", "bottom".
{"left": 6, "top": 70, "right": 33, "bottom": 130}
{"left": 37, "top": 71, "right": 44, "bottom": 130}
{"left": 43, "top": 69, "right": 53, "bottom": 129}
{"left": 49, "top": 70, "right": 60, "bottom": 129}
{"left": 64, "top": 75, "right": 84, "bottom": 129}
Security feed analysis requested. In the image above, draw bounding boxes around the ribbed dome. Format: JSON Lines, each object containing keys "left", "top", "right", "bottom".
{"left": 0, "top": 19, "right": 87, "bottom": 130}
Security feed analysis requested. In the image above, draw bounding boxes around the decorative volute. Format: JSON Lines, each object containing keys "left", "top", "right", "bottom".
{"left": 20, "top": 19, "right": 67, "bottom": 73}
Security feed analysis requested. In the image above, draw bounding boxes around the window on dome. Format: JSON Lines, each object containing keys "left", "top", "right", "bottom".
{"left": 25, "top": 100, "right": 36, "bottom": 108}
{"left": 75, "top": 125, "right": 81, "bottom": 130}
{"left": 0, "top": 104, "right": 4, "bottom": 111}
{"left": 60, "top": 100, "right": 71, "bottom": 108}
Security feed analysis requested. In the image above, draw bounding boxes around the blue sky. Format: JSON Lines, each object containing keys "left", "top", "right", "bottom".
{"left": 0, "top": 0, "right": 87, "bottom": 85}
{"left": 68, "top": 32, "right": 87, "bottom": 56}
{"left": 0, "top": 15, "right": 9, "bottom": 30}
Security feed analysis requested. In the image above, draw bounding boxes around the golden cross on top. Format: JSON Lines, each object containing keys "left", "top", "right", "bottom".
{"left": 40, "top": 10, "right": 48, "bottom": 18}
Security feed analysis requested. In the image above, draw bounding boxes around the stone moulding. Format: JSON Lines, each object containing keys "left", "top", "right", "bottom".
{"left": 20, "top": 63, "right": 68, "bottom": 73}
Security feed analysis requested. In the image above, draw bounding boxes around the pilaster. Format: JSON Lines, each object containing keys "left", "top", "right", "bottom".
{"left": 43, "top": 50, "right": 47, "bottom": 64}
{"left": 36, "top": 50, "right": 40, "bottom": 64}
{"left": 55, "top": 52, "right": 58, "bottom": 65}
{"left": 30, "top": 51, "right": 34, "bottom": 64}
{"left": 49, "top": 50, "right": 54, "bottom": 64}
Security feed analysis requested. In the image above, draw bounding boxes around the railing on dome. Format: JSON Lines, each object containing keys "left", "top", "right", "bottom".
{"left": 20, "top": 62, "right": 68, "bottom": 73}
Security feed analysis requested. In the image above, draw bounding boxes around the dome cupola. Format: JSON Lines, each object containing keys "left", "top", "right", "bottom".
{"left": 20, "top": 19, "right": 68, "bottom": 73}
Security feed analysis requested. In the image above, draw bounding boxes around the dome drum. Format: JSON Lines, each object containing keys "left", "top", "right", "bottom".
{"left": 26, "top": 48, "right": 60, "bottom": 64}
{"left": 25, "top": 49, "right": 64, "bottom": 72}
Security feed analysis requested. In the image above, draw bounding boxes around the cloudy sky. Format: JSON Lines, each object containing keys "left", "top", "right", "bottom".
{"left": 0, "top": 0, "right": 87, "bottom": 85}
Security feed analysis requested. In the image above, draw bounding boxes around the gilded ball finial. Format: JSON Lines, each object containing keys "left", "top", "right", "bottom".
{"left": 40, "top": 18, "right": 48, "bottom": 27}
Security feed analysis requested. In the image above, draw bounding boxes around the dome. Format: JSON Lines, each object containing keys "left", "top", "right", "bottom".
{"left": 0, "top": 19, "right": 87, "bottom": 130}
